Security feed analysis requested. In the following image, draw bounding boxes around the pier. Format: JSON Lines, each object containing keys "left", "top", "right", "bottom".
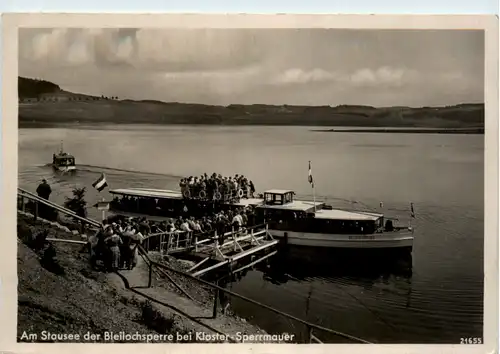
{"left": 141, "top": 224, "right": 279, "bottom": 278}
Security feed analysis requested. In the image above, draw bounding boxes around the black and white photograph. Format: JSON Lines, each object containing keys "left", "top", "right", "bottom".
{"left": 1, "top": 13, "right": 498, "bottom": 353}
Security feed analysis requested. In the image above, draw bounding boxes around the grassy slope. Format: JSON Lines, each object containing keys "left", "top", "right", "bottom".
{"left": 18, "top": 77, "right": 484, "bottom": 128}
{"left": 17, "top": 213, "right": 267, "bottom": 343}
{"left": 17, "top": 215, "right": 166, "bottom": 342}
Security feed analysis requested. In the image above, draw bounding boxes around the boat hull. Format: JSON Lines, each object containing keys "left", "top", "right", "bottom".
{"left": 52, "top": 165, "right": 76, "bottom": 173}
{"left": 270, "top": 230, "right": 414, "bottom": 249}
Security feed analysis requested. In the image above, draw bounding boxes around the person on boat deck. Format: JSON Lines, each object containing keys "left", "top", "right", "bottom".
{"left": 249, "top": 181, "right": 256, "bottom": 198}
{"left": 241, "top": 211, "right": 248, "bottom": 227}
{"left": 179, "top": 178, "right": 187, "bottom": 193}
{"left": 232, "top": 213, "right": 243, "bottom": 230}
{"left": 199, "top": 179, "right": 207, "bottom": 197}
{"left": 179, "top": 217, "right": 192, "bottom": 232}
{"left": 187, "top": 216, "right": 197, "bottom": 230}
{"left": 192, "top": 219, "right": 203, "bottom": 233}
{"left": 36, "top": 179, "right": 52, "bottom": 200}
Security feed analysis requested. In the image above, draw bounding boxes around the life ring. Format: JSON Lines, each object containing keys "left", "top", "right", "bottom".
{"left": 183, "top": 189, "right": 191, "bottom": 198}
{"left": 214, "top": 191, "right": 222, "bottom": 200}
{"left": 199, "top": 190, "right": 207, "bottom": 199}
{"left": 237, "top": 189, "right": 244, "bottom": 198}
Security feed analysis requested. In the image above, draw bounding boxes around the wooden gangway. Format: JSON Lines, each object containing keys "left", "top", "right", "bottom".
{"left": 142, "top": 224, "right": 278, "bottom": 278}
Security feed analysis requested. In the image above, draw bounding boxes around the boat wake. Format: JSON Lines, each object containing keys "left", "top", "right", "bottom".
{"left": 76, "top": 164, "right": 184, "bottom": 178}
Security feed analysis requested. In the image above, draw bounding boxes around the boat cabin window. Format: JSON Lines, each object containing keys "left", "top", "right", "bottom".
{"left": 55, "top": 157, "right": 75, "bottom": 166}
{"left": 264, "top": 192, "right": 294, "bottom": 205}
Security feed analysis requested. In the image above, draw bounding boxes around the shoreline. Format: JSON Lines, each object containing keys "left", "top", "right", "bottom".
{"left": 18, "top": 120, "right": 485, "bottom": 133}
{"left": 310, "top": 128, "right": 485, "bottom": 135}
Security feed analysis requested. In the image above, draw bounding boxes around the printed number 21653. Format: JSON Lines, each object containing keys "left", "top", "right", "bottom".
{"left": 460, "top": 338, "right": 482, "bottom": 344}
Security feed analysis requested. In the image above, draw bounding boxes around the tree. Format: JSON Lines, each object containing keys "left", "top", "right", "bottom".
{"left": 64, "top": 187, "right": 88, "bottom": 219}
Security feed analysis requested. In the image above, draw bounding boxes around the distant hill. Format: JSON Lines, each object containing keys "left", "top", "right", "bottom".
{"left": 18, "top": 77, "right": 61, "bottom": 98}
{"left": 18, "top": 76, "right": 485, "bottom": 129}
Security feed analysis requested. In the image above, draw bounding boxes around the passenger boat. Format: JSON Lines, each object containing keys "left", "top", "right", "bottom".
{"left": 52, "top": 142, "right": 76, "bottom": 173}
{"left": 108, "top": 186, "right": 414, "bottom": 251}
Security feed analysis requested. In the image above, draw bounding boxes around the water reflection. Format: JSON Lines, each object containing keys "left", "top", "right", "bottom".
{"left": 211, "top": 247, "right": 415, "bottom": 343}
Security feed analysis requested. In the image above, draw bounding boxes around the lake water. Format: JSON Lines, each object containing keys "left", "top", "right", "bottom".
{"left": 18, "top": 125, "right": 484, "bottom": 344}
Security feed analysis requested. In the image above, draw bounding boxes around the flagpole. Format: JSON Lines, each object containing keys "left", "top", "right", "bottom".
{"left": 309, "top": 160, "right": 316, "bottom": 213}
{"left": 313, "top": 181, "right": 316, "bottom": 213}
{"left": 101, "top": 197, "right": 106, "bottom": 222}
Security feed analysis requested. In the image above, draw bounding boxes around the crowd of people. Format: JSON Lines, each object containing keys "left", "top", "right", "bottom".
{"left": 88, "top": 219, "right": 145, "bottom": 272}
{"left": 90, "top": 205, "right": 260, "bottom": 272}
{"left": 179, "top": 173, "right": 256, "bottom": 202}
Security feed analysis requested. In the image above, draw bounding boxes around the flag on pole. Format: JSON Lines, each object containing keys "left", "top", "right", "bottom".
{"left": 92, "top": 173, "right": 108, "bottom": 192}
{"left": 410, "top": 202, "right": 415, "bottom": 218}
{"left": 308, "top": 161, "right": 314, "bottom": 188}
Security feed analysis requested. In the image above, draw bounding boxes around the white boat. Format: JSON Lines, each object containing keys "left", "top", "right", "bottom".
{"left": 52, "top": 142, "right": 76, "bottom": 173}
{"left": 108, "top": 186, "right": 414, "bottom": 251}
{"left": 253, "top": 189, "right": 414, "bottom": 250}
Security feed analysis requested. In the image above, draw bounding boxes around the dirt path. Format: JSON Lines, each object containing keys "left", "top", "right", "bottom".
{"left": 105, "top": 255, "right": 271, "bottom": 343}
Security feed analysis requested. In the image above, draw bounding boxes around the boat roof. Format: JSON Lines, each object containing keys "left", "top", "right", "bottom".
{"left": 229, "top": 198, "right": 264, "bottom": 207}
{"left": 256, "top": 200, "right": 323, "bottom": 212}
{"left": 54, "top": 153, "right": 74, "bottom": 158}
{"left": 110, "top": 188, "right": 183, "bottom": 200}
{"left": 314, "top": 209, "right": 383, "bottom": 221}
{"left": 264, "top": 189, "right": 295, "bottom": 195}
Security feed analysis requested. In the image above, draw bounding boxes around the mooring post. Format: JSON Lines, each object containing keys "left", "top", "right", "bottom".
{"left": 34, "top": 201, "right": 39, "bottom": 221}
{"left": 307, "top": 326, "right": 313, "bottom": 343}
{"left": 212, "top": 280, "right": 220, "bottom": 319}
{"left": 148, "top": 262, "right": 153, "bottom": 288}
{"left": 214, "top": 238, "right": 219, "bottom": 257}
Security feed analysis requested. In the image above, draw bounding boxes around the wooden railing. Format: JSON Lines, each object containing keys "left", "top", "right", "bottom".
{"left": 141, "top": 223, "right": 269, "bottom": 257}
{"left": 17, "top": 187, "right": 102, "bottom": 228}
{"left": 136, "top": 243, "right": 372, "bottom": 344}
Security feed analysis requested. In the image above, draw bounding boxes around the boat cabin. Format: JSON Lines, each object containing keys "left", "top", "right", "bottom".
{"left": 255, "top": 189, "right": 386, "bottom": 235}
{"left": 109, "top": 188, "right": 234, "bottom": 218}
{"left": 53, "top": 152, "right": 75, "bottom": 167}
{"left": 263, "top": 189, "right": 295, "bottom": 205}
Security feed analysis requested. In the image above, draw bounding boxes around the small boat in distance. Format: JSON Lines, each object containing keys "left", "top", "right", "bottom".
{"left": 52, "top": 142, "right": 76, "bottom": 173}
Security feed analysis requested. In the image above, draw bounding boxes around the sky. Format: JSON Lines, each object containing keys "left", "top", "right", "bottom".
{"left": 18, "top": 28, "right": 484, "bottom": 107}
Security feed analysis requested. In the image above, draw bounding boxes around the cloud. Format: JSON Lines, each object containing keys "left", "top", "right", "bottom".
{"left": 18, "top": 28, "right": 484, "bottom": 106}
{"left": 350, "top": 66, "right": 417, "bottom": 87}
{"left": 271, "top": 66, "right": 419, "bottom": 89}
{"left": 272, "top": 68, "right": 338, "bottom": 84}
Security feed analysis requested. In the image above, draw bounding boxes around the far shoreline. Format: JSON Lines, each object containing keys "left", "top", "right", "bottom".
{"left": 310, "top": 128, "right": 485, "bottom": 135}
{"left": 18, "top": 121, "right": 485, "bottom": 135}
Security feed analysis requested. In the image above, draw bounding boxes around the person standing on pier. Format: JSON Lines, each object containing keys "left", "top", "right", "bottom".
{"left": 104, "top": 228, "right": 123, "bottom": 272}
{"left": 36, "top": 179, "right": 52, "bottom": 200}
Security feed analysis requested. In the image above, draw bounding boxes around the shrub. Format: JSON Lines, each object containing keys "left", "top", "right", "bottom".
{"left": 64, "top": 187, "right": 88, "bottom": 219}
